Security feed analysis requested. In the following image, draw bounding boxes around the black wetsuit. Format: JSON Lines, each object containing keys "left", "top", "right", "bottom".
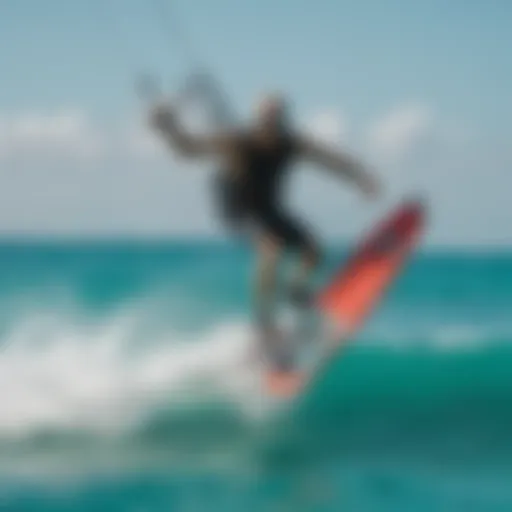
{"left": 216, "top": 131, "right": 314, "bottom": 251}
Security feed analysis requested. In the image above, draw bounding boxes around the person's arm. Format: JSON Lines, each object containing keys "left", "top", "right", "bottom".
{"left": 297, "top": 135, "right": 380, "bottom": 198}
{"left": 149, "top": 101, "right": 232, "bottom": 159}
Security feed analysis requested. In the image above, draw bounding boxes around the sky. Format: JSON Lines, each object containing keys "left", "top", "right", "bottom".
{"left": 0, "top": 0, "right": 510, "bottom": 246}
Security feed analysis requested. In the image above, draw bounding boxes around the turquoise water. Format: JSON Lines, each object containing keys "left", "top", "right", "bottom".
{"left": 0, "top": 241, "right": 511, "bottom": 511}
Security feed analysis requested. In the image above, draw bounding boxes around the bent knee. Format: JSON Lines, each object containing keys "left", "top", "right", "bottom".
{"left": 258, "top": 234, "right": 284, "bottom": 263}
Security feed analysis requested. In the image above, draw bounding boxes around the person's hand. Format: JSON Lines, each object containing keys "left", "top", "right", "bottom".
{"left": 359, "top": 171, "right": 382, "bottom": 200}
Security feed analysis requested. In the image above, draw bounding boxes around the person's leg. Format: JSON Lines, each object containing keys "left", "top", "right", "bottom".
{"left": 251, "top": 207, "right": 321, "bottom": 368}
{"left": 253, "top": 232, "right": 282, "bottom": 329}
{"left": 267, "top": 210, "right": 321, "bottom": 306}
{"left": 287, "top": 236, "right": 321, "bottom": 304}
{"left": 252, "top": 232, "right": 294, "bottom": 368}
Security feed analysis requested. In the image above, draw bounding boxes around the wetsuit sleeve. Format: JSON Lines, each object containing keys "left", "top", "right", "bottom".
{"left": 295, "top": 134, "right": 379, "bottom": 196}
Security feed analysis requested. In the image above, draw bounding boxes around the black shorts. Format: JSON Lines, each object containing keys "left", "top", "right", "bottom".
{"left": 214, "top": 174, "right": 314, "bottom": 251}
{"left": 250, "top": 205, "right": 314, "bottom": 251}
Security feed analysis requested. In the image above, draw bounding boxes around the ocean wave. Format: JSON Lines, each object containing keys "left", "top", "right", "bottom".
{"left": 0, "top": 301, "right": 511, "bottom": 474}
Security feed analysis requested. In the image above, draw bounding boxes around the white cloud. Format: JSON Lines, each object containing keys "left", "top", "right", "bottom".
{"left": 367, "top": 104, "right": 434, "bottom": 164}
{"left": 305, "top": 109, "right": 347, "bottom": 144}
{"left": 0, "top": 109, "right": 174, "bottom": 164}
{"left": 0, "top": 110, "right": 105, "bottom": 161}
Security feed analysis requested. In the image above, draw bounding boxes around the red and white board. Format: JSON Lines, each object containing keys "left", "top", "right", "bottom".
{"left": 266, "top": 198, "right": 426, "bottom": 398}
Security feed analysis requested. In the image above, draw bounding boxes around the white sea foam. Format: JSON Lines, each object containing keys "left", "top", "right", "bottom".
{"left": 0, "top": 298, "right": 508, "bottom": 440}
{"left": 0, "top": 305, "right": 273, "bottom": 439}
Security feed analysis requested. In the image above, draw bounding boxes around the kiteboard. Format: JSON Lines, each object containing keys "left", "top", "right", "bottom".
{"left": 265, "top": 198, "right": 426, "bottom": 398}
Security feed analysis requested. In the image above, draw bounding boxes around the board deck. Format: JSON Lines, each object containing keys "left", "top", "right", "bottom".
{"left": 265, "top": 198, "right": 426, "bottom": 398}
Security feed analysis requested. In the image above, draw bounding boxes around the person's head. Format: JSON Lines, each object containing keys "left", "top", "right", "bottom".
{"left": 253, "top": 92, "right": 290, "bottom": 135}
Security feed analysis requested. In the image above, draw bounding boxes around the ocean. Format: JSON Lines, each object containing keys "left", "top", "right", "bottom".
{"left": 0, "top": 240, "right": 511, "bottom": 511}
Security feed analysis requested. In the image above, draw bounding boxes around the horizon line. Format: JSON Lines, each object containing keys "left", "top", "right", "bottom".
{"left": 0, "top": 233, "right": 509, "bottom": 254}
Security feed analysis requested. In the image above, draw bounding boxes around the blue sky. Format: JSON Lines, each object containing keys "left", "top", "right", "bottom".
{"left": 0, "top": 0, "right": 510, "bottom": 245}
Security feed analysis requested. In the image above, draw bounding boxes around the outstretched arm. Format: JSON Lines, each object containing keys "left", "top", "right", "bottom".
{"left": 149, "top": 101, "right": 232, "bottom": 159}
{"left": 297, "top": 135, "right": 380, "bottom": 197}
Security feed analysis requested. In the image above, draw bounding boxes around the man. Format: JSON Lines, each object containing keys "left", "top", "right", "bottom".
{"left": 149, "top": 92, "right": 380, "bottom": 369}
